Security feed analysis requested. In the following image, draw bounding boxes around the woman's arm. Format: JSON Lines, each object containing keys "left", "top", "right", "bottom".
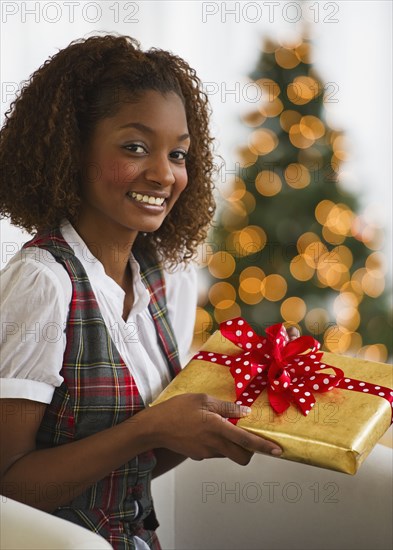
{"left": 0, "top": 394, "right": 281, "bottom": 513}
{"left": 152, "top": 448, "right": 187, "bottom": 479}
{"left": 0, "top": 398, "right": 155, "bottom": 512}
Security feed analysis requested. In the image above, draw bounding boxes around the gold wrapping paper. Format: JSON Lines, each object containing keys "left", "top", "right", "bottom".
{"left": 151, "top": 330, "right": 393, "bottom": 475}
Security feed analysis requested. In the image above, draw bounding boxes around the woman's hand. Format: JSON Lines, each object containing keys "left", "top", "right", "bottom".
{"left": 137, "top": 325, "right": 300, "bottom": 466}
{"left": 139, "top": 393, "right": 282, "bottom": 466}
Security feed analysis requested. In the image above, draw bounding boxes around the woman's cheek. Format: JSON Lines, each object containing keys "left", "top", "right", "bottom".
{"left": 118, "top": 160, "right": 140, "bottom": 185}
{"left": 82, "top": 160, "right": 103, "bottom": 186}
{"left": 100, "top": 159, "right": 140, "bottom": 188}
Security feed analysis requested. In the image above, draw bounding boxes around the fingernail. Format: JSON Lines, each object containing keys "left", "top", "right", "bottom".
{"left": 240, "top": 406, "right": 252, "bottom": 416}
{"left": 271, "top": 448, "right": 282, "bottom": 456}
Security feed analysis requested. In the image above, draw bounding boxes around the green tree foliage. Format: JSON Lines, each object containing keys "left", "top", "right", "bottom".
{"left": 201, "top": 37, "right": 392, "bottom": 362}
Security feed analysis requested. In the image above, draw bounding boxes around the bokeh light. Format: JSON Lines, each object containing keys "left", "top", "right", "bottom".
{"left": 207, "top": 251, "right": 236, "bottom": 279}
{"left": 280, "top": 297, "right": 307, "bottom": 323}
{"left": 351, "top": 216, "right": 384, "bottom": 250}
{"left": 220, "top": 177, "right": 246, "bottom": 202}
{"left": 299, "top": 115, "right": 325, "bottom": 140}
{"left": 317, "top": 250, "right": 350, "bottom": 289}
{"left": 235, "top": 146, "right": 258, "bottom": 168}
{"left": 290, "top": 254, "right": 315, "bottom": 281}
{"left": 248, "top": 128, "right": 279, "bottom": 155}
{"left": 287, "top": 76, "right": 321, "bottom": 105}
{"left": 255, "top": 78, "right": 280, "bottom": 101}
{"left": 275, "top": 47, "right": 301, "bottom": 69}
{"left": 280, "top": 109, "right": 302, "bottom": 132}
{"left": 261, "top": 274, "right": 287, "bottom": 301}
{"left": 336, "top": 306, "right": 361, "bottom": 331}
{"left": 239, "top": 266, "right": 265, "bottom": 305}
{"left": 241, "top": 191, "right": 257, "bottom": 214}
{"left": 284, "top": 163, "right": 311, "bottom": 189}
{"left": 209, "top": 282, "right": 236, "bottom": 309}
{"left": 289, "top": 124, "right": 315, "bottom": 148}
{"left": 259, "top": 97, "right": 284, "bottom": 118}
{"left": 214, "top": 302, "right": 242, "bottom": 324}
{"left": 315, "top": 200, "right": 335, "bottom": 225}
{"left": 332, "top": 135, "right": 349, "bottom": 161}
{"left": 360, "top": 269, "right": 385, "bottom": 298}
{"left": 255, "top": 170, "right": 282, "bottom": 196}
{"left": 295, "top": 42, "right": 313, "bottom": 64}
{"left": 357, "top": 344, "right": 388, "bottom": 363}
{"left": 305, "top": 308, "right": 330, "bottom": 335}
{"left": 304, "top": 241, "right": 328, "bottom": 268}
{"left": 324, "top": 203, "right": 354, "bottom": 236}
{"left": 297, "top": 232, "right": 321, "bottom": 253}
{"left": 241, "top": 110, "right": 266, "bottom": 128}
{"left": 228, "top": 225, "right": 267, "bottom": 257}
{"left": 261, "top": 39, "right": 278, "bottom": 54}
{"left": 194, "top": 307, "right": 213, "bottom": 335}
{"left": 323, "top": 325, "right": 353, "bottom": 353}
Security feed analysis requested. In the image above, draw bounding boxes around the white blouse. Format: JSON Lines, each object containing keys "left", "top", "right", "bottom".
{"left": 0, "top": 218, "right": 198, "bottom": 405}
{"left": 1, "top": 219, "right": 198, "bottom": 550}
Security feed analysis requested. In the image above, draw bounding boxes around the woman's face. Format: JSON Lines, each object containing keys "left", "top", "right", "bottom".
{"left": 78, "top": 89, "right": 190, "bottom": 237}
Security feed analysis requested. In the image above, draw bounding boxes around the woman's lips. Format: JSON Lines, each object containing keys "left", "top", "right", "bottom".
{"left": 126, "top": 191, "right": 167, "bottom": 211}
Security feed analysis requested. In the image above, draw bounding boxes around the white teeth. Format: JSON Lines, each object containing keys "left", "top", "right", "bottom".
{"left": 128, "top": 192, "right": 165, "bottom": 206}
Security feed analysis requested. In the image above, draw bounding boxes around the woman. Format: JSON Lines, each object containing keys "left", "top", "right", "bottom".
{"left": 0, "top": 34, "right": 284, "bottom": 549}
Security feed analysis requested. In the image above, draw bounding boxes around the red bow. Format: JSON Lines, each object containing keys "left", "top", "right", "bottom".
{"left": 195, "top": 317, "right": 344, "bottom": 416}
{"left": 193, "top": 318, "right": 393, "bottom": 421}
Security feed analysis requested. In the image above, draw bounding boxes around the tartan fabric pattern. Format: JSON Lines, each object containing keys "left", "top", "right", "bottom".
{"left": 133, "top": 249, "right": 182, "bottom": 381}
{"left": 21, "top": 226, "right": 182, "bottom": 550}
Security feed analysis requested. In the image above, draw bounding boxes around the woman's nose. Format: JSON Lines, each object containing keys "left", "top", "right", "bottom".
{"left": 144, "top": 154, "right": 176, "bottom": 187}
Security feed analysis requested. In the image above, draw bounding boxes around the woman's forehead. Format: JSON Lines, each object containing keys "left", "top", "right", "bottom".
{"left": 94, "top": 91, "right": 189, "bottom": 135}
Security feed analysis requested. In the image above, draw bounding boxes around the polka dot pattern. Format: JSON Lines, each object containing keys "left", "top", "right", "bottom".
{"left": 192, "top": 317, "right": 393, "bottom": 421}
{"left": 336, "top": 377, "right": 393, "bottom": 414}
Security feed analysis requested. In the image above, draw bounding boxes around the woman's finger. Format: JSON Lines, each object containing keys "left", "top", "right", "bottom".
{"left": 286, "top": 326, "right": 300, "bottom": 341}
{"left": 219, "top": 415, "right": 283, "bottom": 457}
{"left": 205, "top": 397, "right": 252, "bottom": 419}
{"left": 217, "top": 441, "right": 254, "bottom": 466}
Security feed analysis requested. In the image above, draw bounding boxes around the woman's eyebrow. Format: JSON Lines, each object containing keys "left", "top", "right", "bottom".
{"left": 118, "top": 121, "right": 190, "bottom": 141}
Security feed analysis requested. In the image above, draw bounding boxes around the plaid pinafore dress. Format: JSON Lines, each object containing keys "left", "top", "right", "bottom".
{"left": 22, "top": 227, "right": 182, "bottom": 550}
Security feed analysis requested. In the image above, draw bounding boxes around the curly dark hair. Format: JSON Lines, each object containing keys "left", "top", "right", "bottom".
{"left": 0, "top": 33, "right": 217, "bottom": 267}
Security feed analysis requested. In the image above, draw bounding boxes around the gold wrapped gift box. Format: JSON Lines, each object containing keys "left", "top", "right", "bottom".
{"left": 152, "top": 330, "right": 393, "bottom": 475}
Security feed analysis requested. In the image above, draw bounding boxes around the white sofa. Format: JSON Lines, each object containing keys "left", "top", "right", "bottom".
{"left": 0, "top": 497, "right": 112, "bottom": 550}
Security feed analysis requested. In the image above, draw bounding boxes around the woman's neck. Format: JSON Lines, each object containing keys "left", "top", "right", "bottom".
{"left": 71, "top": 215, "right": 137, "bottom": 290}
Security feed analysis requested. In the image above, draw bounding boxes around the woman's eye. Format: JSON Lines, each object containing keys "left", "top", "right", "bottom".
{"left": 123, "top": 145, "right": 188, "bottom": 160}
{"left": 171, "top": 150, "right": 188, "bottom": 161}
{"left": 124, "top": 144, "right": 146, "bottom": 154}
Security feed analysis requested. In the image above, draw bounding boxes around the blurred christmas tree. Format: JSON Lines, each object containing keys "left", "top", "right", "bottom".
{"left": 196, "top": 36, "right": 392, "bottom": 362}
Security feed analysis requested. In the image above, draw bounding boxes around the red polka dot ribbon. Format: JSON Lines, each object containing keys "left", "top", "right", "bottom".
{"left": 193, "top": 318, "right": 393, "bottom": 424}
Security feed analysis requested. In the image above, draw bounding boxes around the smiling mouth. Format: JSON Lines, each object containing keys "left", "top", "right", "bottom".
{"left": 126, "top": 192, "right": 166, "bottom": 206}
